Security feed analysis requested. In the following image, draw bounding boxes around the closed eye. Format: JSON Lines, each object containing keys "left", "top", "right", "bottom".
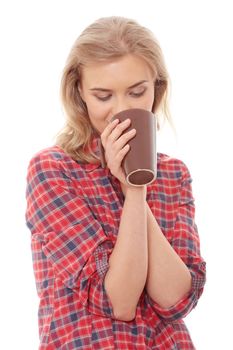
{"left": 95, "top": 95, "right": 112, "bottom": 101}
{"left": 130, "top": 88, "right": 146, "bottom": 98}
{"left": 94, "top": 87, "right": 147, "bottom": 101}
{"left": 130, "top": 90, "right": 146, "bottom": 98}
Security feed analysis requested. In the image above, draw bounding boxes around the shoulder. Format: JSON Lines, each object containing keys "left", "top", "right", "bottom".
{"left": 27, "top": 145, "right": 78, "bottom": 179}
{"left": 157, "top": 152, "right": 191, "bottom": 182}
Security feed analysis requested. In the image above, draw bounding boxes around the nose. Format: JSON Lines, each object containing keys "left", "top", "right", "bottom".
{"left": 111, "top": 97, "right": 132, "bottom": 118}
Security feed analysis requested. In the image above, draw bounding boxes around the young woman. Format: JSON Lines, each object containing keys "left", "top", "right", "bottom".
{"left": 26, "top": 16, "right": 206, "bottom": 349}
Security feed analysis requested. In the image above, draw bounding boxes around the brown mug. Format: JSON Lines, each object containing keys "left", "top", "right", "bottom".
{"left": 99, "top": 108, "right": 157, "bottom": 186}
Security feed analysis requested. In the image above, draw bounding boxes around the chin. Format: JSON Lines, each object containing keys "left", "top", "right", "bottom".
{"left": 91, "top": 125, "right": 102, "bottom": 136}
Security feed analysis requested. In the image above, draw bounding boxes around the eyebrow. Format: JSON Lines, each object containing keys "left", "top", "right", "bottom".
{"left": 89, "top": 80, "right": 148, "bottom": 92}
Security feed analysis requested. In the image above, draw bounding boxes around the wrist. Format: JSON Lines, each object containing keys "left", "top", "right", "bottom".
{"left": 123, "top": 184, "right": 147, "bottom": 199}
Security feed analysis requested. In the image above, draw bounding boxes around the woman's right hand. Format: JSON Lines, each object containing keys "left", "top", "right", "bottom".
{"left": 100, "top": 118, "right": 136, "bottom": 185}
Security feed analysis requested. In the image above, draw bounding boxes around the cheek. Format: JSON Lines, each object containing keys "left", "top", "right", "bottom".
{"left": 146, "top": 88, "right": 155, "bottom": 109}
{"left": 85, "top": 100, "right": 109, "bottom": 132}
{"left": 138, "top": 89, "right": 155, "bottom": 110}
{"left": 86, "top": 101, "right": 108, "bottom": 120}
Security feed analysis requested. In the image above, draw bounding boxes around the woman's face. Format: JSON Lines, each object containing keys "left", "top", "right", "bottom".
{"left": 79, "top": 54, "right": 156, "bottom": 133}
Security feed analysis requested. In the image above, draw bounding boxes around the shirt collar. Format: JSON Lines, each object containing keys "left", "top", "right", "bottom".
{"left": 82, "top": 136, "right": 104, "bottom": 173}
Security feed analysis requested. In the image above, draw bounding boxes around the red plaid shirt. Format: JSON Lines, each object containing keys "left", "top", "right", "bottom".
{"left": 26, "top": 138, "right": 206, "bottom": 349}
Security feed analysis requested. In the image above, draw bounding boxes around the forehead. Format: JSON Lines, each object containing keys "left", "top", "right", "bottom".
{"left": 81, "top": 54, "right": 155, "bottom": 88}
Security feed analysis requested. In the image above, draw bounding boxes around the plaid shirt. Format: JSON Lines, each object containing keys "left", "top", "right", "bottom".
{"left": 26, "top": 138, "right": 206, "bottom": 349}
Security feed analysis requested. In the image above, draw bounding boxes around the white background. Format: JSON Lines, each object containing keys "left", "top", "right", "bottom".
{"left": 0, "top": 1, "right": 232, "bottom": 349}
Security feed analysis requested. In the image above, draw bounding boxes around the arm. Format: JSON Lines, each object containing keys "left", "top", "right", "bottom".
{"left": 100, "top": 119, "right": 149, "bottom": 321}
{"left": 104, "top": 185, "right": 148, "bottom": 321}
{"left": 146, "top": 204, "right": 192, "bottom": 308}
{"left": 26, "top": 151, "right": 115, "bottom": 319}
{"left": 146, "top": 161, "right": 206, "bottom": 322}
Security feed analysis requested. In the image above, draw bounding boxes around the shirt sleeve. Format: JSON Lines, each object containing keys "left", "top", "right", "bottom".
{"left": 26, "top": 151, "right": 114, "bottom": 319}
{"left": 147, "top": 161, "right": 206, "bottom": 323}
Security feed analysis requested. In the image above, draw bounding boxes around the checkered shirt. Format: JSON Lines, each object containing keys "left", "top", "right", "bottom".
{"left": 25, "top": 139, "right": 206, "bottom": 349}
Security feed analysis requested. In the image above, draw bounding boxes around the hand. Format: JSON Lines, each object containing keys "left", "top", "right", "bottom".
{"left": 100, "top": 118, "right": 136, "bottom": 186}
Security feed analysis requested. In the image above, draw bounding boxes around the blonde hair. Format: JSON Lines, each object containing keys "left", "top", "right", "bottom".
{"left": 57, "top": 16, "right": 170, "bottom": 163}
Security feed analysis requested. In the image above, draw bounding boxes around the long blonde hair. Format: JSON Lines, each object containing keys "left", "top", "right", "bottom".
{"left": 57, "top": 16, "right": 170, "bottom": 163}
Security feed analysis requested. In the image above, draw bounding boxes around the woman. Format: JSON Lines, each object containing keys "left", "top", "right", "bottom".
{"left": 26, "top": 16, "right": 206, "bottom": 349}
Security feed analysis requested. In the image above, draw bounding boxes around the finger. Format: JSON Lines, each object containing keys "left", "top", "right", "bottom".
{"left": 107, "top": 143, "right": 130, "bottom": 170}
{"left": 117, "top": 143, "right": 131, "bottom": 162}
{"left": 104, "top": 127, "right": 136, "bottom": 167}
{"left": 107, "top": 118, "right": 131, "bottom": 144}
{"left": 101, "top": 119, "right": 119, "bottom": 145}
{"left": 114, "top": 128, "right": 136, "bottom": 150}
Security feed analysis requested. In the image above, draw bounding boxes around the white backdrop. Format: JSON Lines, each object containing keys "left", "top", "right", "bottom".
{"left": 0, "top": 1, "right": 232, "bottom": 349}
